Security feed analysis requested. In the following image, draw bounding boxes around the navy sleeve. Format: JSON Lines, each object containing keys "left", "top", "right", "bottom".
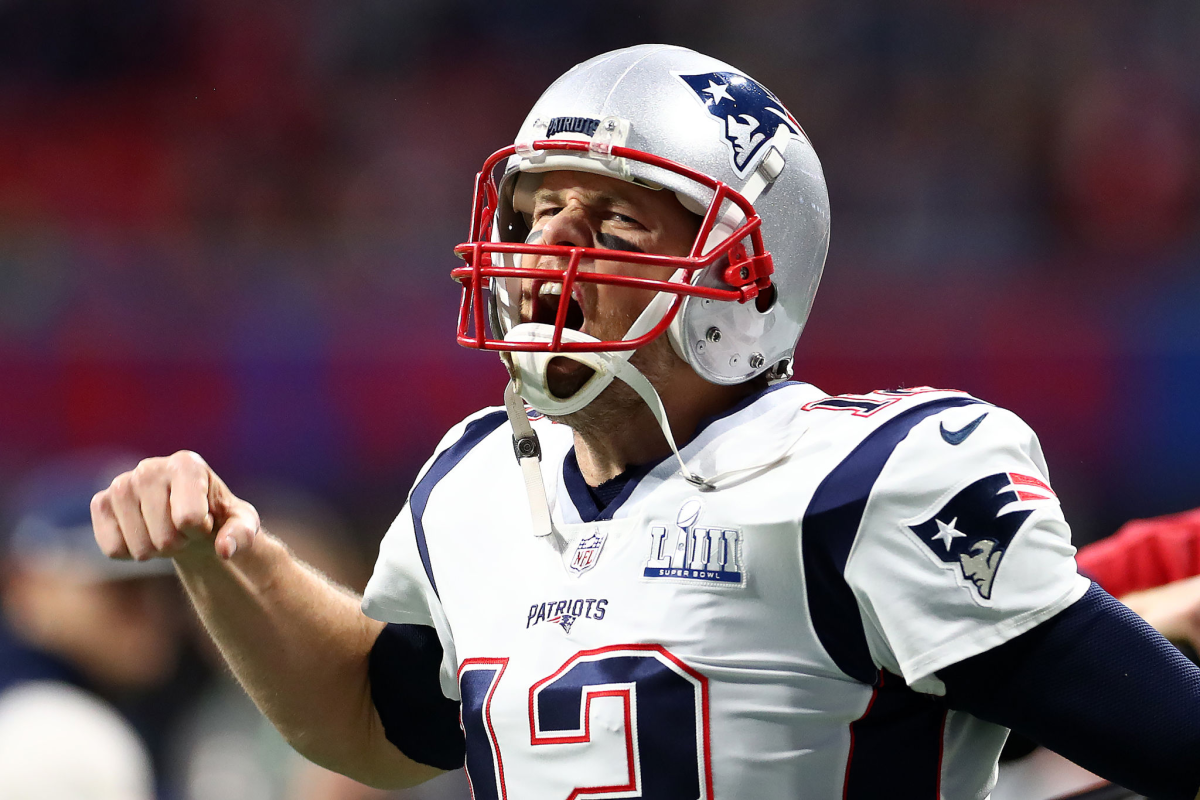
{"left": 939, "top": 582, "right": 1200, "bottom": 800}
{"left": 367, "top": 623, "right": 465, "bottom": 771}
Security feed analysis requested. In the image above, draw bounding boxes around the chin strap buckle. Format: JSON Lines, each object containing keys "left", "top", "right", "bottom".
{"left": 513, "top": 432, "right": 542, "bottom": 462}
{"left": 503, "top": 382, "right": 554, "bottom": 538}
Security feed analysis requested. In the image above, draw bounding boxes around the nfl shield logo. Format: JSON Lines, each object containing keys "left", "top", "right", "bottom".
{"left": 570, "top": 531, "right": 608, "bottom": 575}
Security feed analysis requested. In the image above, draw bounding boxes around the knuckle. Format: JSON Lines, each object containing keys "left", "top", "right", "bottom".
{"left": 109, "top": 473, "right": 133, "bottom": 499}
{"left": 170, "top": 450, "right": 206, "bottom": 476}
{"left": 132, "top": 456, "right": 170, "bottom": 485}
{"left": 156, "top": 527, "right": 183, "bottom": 549}
{"left": 174, "top": 503, "right": 208, "bottom": 529}
{"left": 128, "top": 542, "right": 157, "bottom": 561}
{"left": 176, "top": 514, "right": 203, "bottom": 531}
{"left": 97, "top": 536, "right": 127, "bottom": 559}
{"left": 129, "top": 466, "right": 152, "bottom": 492}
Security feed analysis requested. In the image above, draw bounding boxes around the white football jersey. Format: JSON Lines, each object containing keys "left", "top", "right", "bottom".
{"left": 363, "top": 383, "right": 1089, "bottom": 800}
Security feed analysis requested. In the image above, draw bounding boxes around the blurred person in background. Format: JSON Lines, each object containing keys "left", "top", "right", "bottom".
{"left": 0, "top": 452, "right": 188, "bottom": 799}
{"left": 0, "top": 681, "right": 154, "bottom": 800}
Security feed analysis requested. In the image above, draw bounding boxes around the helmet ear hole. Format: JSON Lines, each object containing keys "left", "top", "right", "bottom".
{"left": 755, "top": 284, "right": 777, "bottom": 313}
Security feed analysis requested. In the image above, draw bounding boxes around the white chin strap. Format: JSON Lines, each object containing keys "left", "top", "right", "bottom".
{"left": 503, "top": 358, "right": 808, "bottom": 540}
{"left": 503, "top": 279, "right": 677, "bottom": 415}
{"left": 501, "top": 285, "right": 715, "bottom": 537}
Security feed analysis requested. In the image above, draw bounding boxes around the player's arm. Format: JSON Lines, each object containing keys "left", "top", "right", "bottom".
{"left": 939, "top": 582, "right": 1200, "bottom": 800}
{"left": 90, "top": 451, "right": 444, "bottom": 789}
{"left": 844, "top": 401, "right": 1200, "bottom": 797}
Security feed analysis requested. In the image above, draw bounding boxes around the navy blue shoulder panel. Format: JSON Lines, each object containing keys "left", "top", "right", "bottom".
{"left": 844, "top": 671, "right": 948, "bottom": 799}
{"left": 409, "top": 410, "right": 508, "bottom": 598}
{"left": 802, "top": 397, "right": 983, "bottom": 684}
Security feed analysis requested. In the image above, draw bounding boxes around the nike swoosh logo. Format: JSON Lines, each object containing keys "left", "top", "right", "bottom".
{"left": 940, "top": 412, "right": 988, "bottom": 445}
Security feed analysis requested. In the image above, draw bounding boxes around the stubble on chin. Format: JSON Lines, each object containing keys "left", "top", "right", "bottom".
{"left": 547, "top": 335, "right": 678, "bottom": 441}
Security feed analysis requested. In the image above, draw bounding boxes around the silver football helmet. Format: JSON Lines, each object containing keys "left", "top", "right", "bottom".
{"left": 452, "top": 44, "right": 831, "bottom": 535}
{"left": 453, "top": 44, "right": 830, "bottom": 417}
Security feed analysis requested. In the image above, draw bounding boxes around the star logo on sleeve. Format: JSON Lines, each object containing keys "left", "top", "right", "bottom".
{"left": 906, "top": 472, "right": 1054, "bottom": 601}
{"left": 931, "top": 517, "right": 967, "bottom": 550}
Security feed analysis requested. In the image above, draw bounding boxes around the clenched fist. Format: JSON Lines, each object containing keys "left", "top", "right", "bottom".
{"left": 91, "top": 451, "right": 260, "bottom": 562}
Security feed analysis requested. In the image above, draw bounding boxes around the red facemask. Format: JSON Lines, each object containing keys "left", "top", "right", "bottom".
{"left": 451, "top": 140, "right": 776, "bottom": 354}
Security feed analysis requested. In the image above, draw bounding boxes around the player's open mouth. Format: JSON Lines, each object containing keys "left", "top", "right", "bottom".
{"left": 525, "top": 280, "right": 595, "bottom": 398}
{"left": 531, "top": 281, "right": 586, "bottom": 332}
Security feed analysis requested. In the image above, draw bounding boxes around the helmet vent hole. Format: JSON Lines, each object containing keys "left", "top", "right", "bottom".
{"left": 755, "top": 284, "right": 777, "bottom": 313}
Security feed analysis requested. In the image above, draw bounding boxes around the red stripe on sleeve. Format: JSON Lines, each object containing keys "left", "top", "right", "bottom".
{"left": 1008, "top": 472, "right": 1056, "bottom": 496}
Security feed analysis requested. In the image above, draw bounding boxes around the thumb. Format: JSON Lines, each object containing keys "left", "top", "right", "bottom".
{"left": 207, "top": 475, "right": 260, "bottom": 561}
{"left": 213, "top": 508, "right": 259, "bottom": 560}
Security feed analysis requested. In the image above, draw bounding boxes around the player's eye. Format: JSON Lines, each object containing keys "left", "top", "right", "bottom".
{"left": 609, "top": 211, "right": 643, "bottom": 227}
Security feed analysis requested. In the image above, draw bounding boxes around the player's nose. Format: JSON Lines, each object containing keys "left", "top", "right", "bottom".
{"left": 538, "top": 204, "right": 595, "bottom": 253}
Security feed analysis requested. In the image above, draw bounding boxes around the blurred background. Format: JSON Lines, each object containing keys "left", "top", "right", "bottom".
{"left": 0, "top": 0, "right": 1198, "bottom": 798}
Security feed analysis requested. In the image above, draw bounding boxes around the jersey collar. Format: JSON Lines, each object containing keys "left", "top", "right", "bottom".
{"left": 557, "top": 381, "right": 812, "bottom": 524}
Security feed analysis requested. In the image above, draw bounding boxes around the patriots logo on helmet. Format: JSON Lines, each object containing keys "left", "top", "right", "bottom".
{"left": 678, "top": 71, "right": 805, "bottom": 177}
{"left": 907, "top": 472, "right": 1055, "bottom": 601}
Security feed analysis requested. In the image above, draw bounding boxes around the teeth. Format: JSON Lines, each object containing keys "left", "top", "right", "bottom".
{"left": 538, "top": 284, "right": 563, "bottom": 297}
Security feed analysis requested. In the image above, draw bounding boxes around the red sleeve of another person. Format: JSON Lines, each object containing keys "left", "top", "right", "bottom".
{"left": 1077, "top": 507, "right": 1200, "bottom": 598}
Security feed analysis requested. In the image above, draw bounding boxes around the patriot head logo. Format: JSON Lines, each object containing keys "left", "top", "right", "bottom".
{"left": 907, "top": 472, "right": 1056, "bottom": 601}
{"left": 526, "top": 597, "right": 608, "bottom": 631}
{"left": 678, "top": 71, "right": 805, "bottom": 177}
{"left": 550, "top": 612, "right": 577, "bottom": 633}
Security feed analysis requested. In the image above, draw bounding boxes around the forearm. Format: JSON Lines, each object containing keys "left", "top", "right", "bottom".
{"left": 941, "top": 583, "right": 1200, "bottom": 800}
{"left": 90, "top": 451, "right": 446, "bottom": 786}
{"left": 173, "top": 532, "right": 441, "bottom": 788}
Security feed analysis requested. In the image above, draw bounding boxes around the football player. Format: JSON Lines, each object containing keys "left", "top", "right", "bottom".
{"left": 90, "top": 45, "right": 1200, "bottom": 799}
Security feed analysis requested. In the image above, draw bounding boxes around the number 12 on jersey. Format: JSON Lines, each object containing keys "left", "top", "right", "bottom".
{"left": 459, "top": 645, "right": 714, "bottom": 799}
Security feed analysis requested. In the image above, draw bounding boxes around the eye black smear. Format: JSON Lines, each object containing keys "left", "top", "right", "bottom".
{"left": 595, "top": 233, "right": 644, "bottom": 254}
